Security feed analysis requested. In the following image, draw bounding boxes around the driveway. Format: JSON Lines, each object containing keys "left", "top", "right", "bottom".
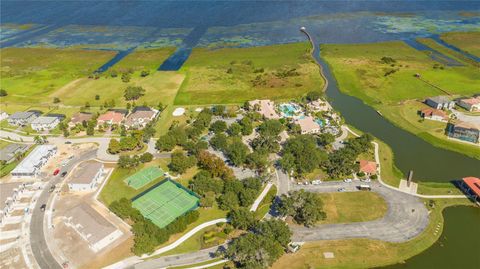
{"left": 451, "top": 110, "right": 480, "bottom": 125}
{"left": 290, "top": 181, "right": 429, "bottom": 243}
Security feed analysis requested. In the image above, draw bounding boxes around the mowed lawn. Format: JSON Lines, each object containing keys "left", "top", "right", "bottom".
{"left": 54, "top": 71, "right": 184, "bottom": 107}
{"left": 318, "top": 191, "right": 387, "bottom": 224}
{"left": 321, "top": 41, "right": 479, "bottom": 106}
{"left": 175, "top": 42, "right": 324, "bottom": 105}
{"left": 111, "top": 47, "right": 176, "bottom": 73}
{"left": 322, "top": 40, "right": 480, "bottom": 158}
{"left": 440, "top": 31, "right": 480, "bottom": 57}
{"left": 0, "top": 47, "right": 115, "bottom": 104}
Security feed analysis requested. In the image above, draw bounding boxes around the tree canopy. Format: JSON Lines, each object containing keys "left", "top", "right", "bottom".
{"left": 124, "top": 86, "right": 146, "bottom": 101}
{"left": 276, "top": 190, "right": 326, "bottom": 227}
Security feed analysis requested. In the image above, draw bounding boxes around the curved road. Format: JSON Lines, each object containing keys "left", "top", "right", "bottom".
{"left": 290, "top": 181, "right": 429, "bottom": 243}
{"left": 30, "top": 150, "right": 97, "bottom": 269}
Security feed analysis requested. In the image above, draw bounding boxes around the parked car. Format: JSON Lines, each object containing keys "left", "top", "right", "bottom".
{"left": 40, "top": 204, "right": 47, "bottom": 212}
{"left": 312, "top": 180, "right": 322, "bottom": 185}
{"left": 361, "top": 178, "right": 371, "bottom": 183}
{"left": 344, "top": 178, "right": 353, "bottom": 183}
{"left": 64, "top": 141, "right": 72, "bottom": 144}
{"left": 53, "top": 168, "right": 60, "bottom": 176}
{"left": 337, "top": 188, "right": 346, "bottom": 192}
{"left": 61, "top": 171, "right": 67, "bottom": 177}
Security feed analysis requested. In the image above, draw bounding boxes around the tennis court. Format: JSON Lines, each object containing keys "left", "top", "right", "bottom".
{"left": 124, "top": 167, "right": 164, "bottom": 190}
{"left": 132, "top": 179, "right": 199, "bottom": 228}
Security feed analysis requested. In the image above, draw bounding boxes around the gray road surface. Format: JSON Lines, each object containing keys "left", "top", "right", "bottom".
{"left": 290, "top": 181, "right": 429, "bottom": 243}
{"left": 30, "top": 150, "right": 97, "bottom": 269}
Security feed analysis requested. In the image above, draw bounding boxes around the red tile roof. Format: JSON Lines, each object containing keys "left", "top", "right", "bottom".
{"left": 463, "top": 177, "right": 480, "bottom": 197}
{"left": 359, "top": 160, "right": 377, "bottom": 174}
{"left": 420, "top": 108, "right": 447, "bottom": 119}
{"left": 97, "top": 111, "right": 124, "bottom": 124}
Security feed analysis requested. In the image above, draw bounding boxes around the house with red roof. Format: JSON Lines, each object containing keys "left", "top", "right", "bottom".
{"left": 457, "top": 97, "right": 480, "bottom": 112}
{"left": 419, "top": 108, "right": 448, "bottom": 122}
{"left": 460, "top": 177, "right": 480, "bottom": 203}
{"left": 97, "top": 111, "right": 126, "bottom": 126}
{"left": 358, "top": 160, "right": 377, "bottom": 175}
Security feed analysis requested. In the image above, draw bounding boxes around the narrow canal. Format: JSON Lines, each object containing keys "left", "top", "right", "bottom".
{"left": 382, "top": 206, "right": 480, "bottom": 269}
{"left": 308, "top": 35, "right": 480, "bottom": 182}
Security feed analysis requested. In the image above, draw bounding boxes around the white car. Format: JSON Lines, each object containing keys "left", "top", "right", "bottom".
{"left": 338, "top": 188, "right": 346, "bottom": 192}
{"left": 361, "top": 178, "right": 371, "bottom": 183}
{"left": 344, "top": 178, "right": 353, "bottom": 183}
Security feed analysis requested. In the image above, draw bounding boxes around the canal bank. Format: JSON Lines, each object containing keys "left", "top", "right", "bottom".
{"left": 304, "top": 32, "right": 480, "bottom": 182}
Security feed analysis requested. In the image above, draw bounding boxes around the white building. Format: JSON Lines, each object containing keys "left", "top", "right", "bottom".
{"left": 31, "top": 116, "right": 60, "bottom": 131}
{"left": 295, "top": 116, "right": 321, "bottom": 134}
{"left": 8, "top": 111, "right": 38, "bottom": 126}
{"left": 0, "top": 111, "right": 9, "bottom": 121}
{"left": 0, "top": 182, "right": 26, "bottom": 224}
{"left": 425, "top": 96, "right": 455, "bottom": 110}
{"left": 68, "top": 161, "right": 104, "bottom": 192}
{"left": 11, "top": 145, "right": 57, "bottom": 178}
{"left": 64, "top": 203, "right": 123, "bottom": 252}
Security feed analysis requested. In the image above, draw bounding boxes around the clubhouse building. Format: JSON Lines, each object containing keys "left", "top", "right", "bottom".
{"left": 68, "top": 161, "right": 104, "bottom": 192}
{"left": 460, "top": 177, "right": 480, "bottom": 203}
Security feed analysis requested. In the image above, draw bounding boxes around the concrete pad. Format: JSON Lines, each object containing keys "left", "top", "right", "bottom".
{"left": 399, "top": 179, "right": 418, "bottom": 194}
{"left": 323, "top": 252, "right": 335, "bottom": 259}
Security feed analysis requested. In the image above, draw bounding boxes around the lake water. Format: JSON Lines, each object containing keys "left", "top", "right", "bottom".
{"left": 381, "top": 206, "right": 480, "bottom": 269}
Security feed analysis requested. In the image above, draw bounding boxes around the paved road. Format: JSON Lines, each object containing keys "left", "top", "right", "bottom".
{"left": 451, "top": 110, "right": 480, "bottom": 125}
{"left": 276, "top": 168, "right": 290, "bottom": 195}
{"left": 30, "top": 151, "right": 97, "bottom": 269}
{"left": 290, "top": 181, "right": 429, "bottom": 243}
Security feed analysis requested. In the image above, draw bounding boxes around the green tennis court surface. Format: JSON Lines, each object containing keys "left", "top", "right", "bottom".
{"left": 124, "top": 167, "right": 164, "bottom": 190}
{"left": 132, "top": 180, "right": 199, "bottom": 228}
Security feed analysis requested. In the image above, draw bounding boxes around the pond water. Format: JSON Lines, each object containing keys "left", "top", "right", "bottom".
{"left": 381, "top": 206, "right": 480, "bottom": 269}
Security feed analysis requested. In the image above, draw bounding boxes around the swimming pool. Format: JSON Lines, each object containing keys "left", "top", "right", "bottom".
{"left": 279, "top": 103, "right": 299, "bottom": 117}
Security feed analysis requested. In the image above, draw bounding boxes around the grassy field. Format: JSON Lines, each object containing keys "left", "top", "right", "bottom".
{"left": 54, "top": 71, "right": 184, "bottom": 107}
{"left": 318, "top": 192, "right": 387, "bottom": 224}
{"left": 0, "top": 47, "right": 115, "bottom": 104}
{"left": 175, "top": 42, "right": 324, "bottom": 105}
{"left": 322, "top": 40, "right": 480, "bottom": 158}
{"left": 111, "top": 47, "right": 176, "bottom": 73}
{"left": 272, "top": 198, "right": 473, "bottom": 269}
{"left": 440, "top": 31, "right": 480, "bottom": 57}
{"left": 417, "top": 37, "right": 480, "bottom": 67}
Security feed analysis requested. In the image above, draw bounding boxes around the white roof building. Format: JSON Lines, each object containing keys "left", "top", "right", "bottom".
{"left": 11, "top": 145, "right": 57, "bottom": 178}
{"left": 8, "top": 111, "right": 38, "bottom": 126}
{"left": 0, "top": 112, "right": 9, "bottom": 121}
{"left": 64, "top": 203, "right": 123, "bottom": 252}
{"left": 68, "top": 161, "right": 104, "bottom": 192}
{"left": 31, "top": 116, "right": 60, "bottom": 131}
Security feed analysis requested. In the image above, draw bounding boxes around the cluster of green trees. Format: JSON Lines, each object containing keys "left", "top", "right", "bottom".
{"left": 323, "top": 134, "right": 373, "bottom": 178}
{"left": 169, "top": 150, "right": 196, "bottom": 174}
{"left": 117, "top": 152, "right": 153, "bottom": 169}
{"left": 124, "top": 86, "right": 146, "bottom": 101}
{"left": 276, "top": 190, "right": 326, "bottom": 227}
{"left": 279, "top": 135, "right": 328, "bottom": 175}
{"left": 108, "top": 133, "right": 143, "bottom": 154}
{"left": 197, "top": 150, "right": 234, "bottom": 179}
{"left": 224, "top": 219, "right": 292, "bottom": 269}
{"left": 109, "top": 198, "right": 199, "bottom": 255}
{"left": 155, "top": 126, "right": 188, "bottom": 151}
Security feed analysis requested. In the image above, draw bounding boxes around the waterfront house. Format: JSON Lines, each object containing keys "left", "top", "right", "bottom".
{"left": 97, "top": 110, "right": 126, "bottom": 126}
{"left": 446, "top": 121, "right": 480, "bottom": 144}
{"left": 69, "top": 112, "right": 93, "bottom": 127}
{"left": 358, "top": 160, "right": 377, "bottom": 175}
{"left": 460, "top": 177, "right": 480, "bottom": 203}
{"left": 425, "top": 96, "right": 455, "bottom": 110}
{"left": 248, "top": 99, "right": 280, "bottom": 119}
{"left": 295, "top": 116, "right": 321, "bottom": 134}
{"left": 124, "top": 107, "right": 159, "bottom": 129}
{"left": 7, "top": 111, "right": 39, "bottom": 126}
{"left": 457, "top": 96, "right": 480, "bottom": 112}
{"left": 31, "top": 116, "right": 60, "bottom": 131}
{"left": 419, "top": 108, "right": 448, "bottom": 122}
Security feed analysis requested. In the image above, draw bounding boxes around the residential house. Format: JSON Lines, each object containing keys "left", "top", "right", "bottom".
{"left": 124, "top": 107, "right": 159, "bottom": 129}
{"left": 68, "top": 161, "right": 104, "bottom": 192}
{"left": 457, "top": 97, "right": 480, "bottom": 112}
{"left": 248, "top": 99, "right": 280, "bottom": 119}
{"left": 31, "top": 116, "right": 60, "bottom": 131}
{"left": 359, "top": 160, "right": 377, "bottom": 175}
{"left": 0, "top": 144, "right": 30, "bottom": 164}
{"left": 460, "top": 177, "right": 480, "bottom": 202}
{"left": 425, "top": 96, "right": 455, "bottom": 110}
{"left": 295, "top": 116, "right": 321, "bottom": 134}
{"left": 447, "top": 121, "right": 480, "bottom": 144}
{"left": 419, "top": 108, "right": 448, "bottom": 122}
{"left": 11, "top": 145, "right": 57, "bottom": 178}
{"left": 0, "top": 182, "right": 27, "bottom": 224}
{"left": 97, "top": 110, "right": 126, "bottom": 126}
{"left": 69, "top": 112, "right": 93, "bottom": 127}
{"left": 7, "top": 111, "right": 39, "bottom": 126}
